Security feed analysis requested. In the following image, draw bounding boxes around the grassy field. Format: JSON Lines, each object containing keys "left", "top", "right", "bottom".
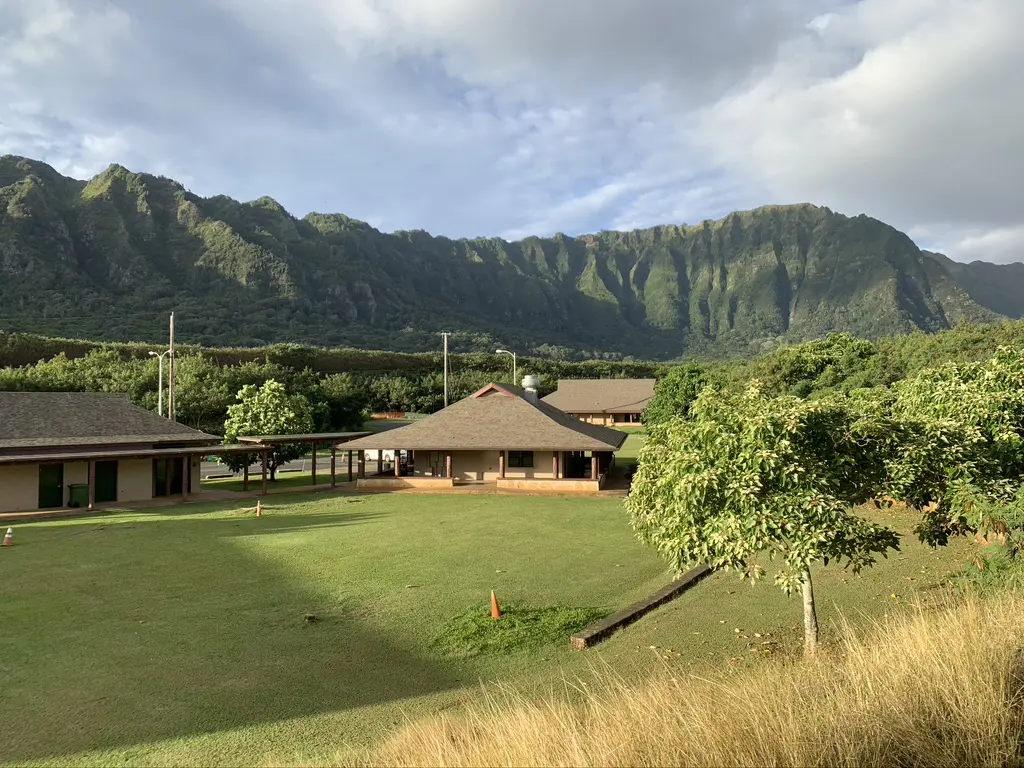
{"left": 613, "top": 430, "right": 646, "bottom": 470}
{"left": 0, "top": 491, "right": 975, "bottom": 766}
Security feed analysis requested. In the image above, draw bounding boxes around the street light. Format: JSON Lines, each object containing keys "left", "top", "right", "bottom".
{"left": 495, "top": 348, "right": 516, "bottom": 385}
{"left": 149, "top": 349, "right": 171, "bottom": 417}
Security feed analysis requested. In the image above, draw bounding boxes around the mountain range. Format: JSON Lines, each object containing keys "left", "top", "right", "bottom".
{"left": 1, "top": 154, "right": 1021, "bottom": 360}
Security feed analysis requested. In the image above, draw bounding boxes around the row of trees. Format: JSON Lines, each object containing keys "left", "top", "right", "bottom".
{"left": 628, "top": 345, "right": 1024, "bottom": 656}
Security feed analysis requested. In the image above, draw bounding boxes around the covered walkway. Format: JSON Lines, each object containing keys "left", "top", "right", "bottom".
{"left": 235, "top": 432, "right": 370, "bottom": 490}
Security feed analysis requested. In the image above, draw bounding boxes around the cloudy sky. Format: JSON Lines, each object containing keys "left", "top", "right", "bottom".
{"left": 1, "top": 0, "right": 1021, "bottom": 263}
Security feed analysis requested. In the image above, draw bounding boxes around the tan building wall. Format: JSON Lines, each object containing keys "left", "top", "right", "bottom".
{"left": 570, "top": 413, "right": 640, "bottom": 427}
{"left": 118, "top": 459, "right": 154, "bottom": 502}
{"left": 64, "top": 461, "right": 89, "bottom": 486}
{"left": 503, "top": 450, "right": 556, "bottom": 479}
{"left": 0, "top": 464, "right": 42, "bottom": 512}
{"left": 0, "top": 457, "right": 183, "bottom": 513}
{"left": 412, "top": 450, "right": 560, "bottom": 481}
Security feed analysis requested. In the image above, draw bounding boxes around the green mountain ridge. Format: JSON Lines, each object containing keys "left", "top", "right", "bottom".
{"left": 1, "top": 154, "right": 1020, "bottom": 360}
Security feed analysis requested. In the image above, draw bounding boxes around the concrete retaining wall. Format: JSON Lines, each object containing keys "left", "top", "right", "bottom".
{"left": 570, "top": 565, "right": 713, "bottom": 650}
{"left": 496, "top": 477, "right": 601, "bottom": 492}
{"left": 357, "top": 477, "right": 455, "bottom": 490}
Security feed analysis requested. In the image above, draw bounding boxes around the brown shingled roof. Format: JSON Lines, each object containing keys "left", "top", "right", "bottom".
{"left": 0, "top": 392, "right": 219, "bottom": 450}
{"left": 540, "top": 378, "right": 656, "bottom": 414}
{"left": 342, "top": 384, "right": 628, "bottom": 452}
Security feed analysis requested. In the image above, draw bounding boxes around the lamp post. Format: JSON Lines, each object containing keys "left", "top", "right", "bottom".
{"left": 149, "top": 349, "right": 171, "bottom": 417}
{"left": 495, "top": 348, "right": 517, "bottom": 385}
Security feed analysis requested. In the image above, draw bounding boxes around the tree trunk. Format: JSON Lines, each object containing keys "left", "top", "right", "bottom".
{"left": 801, "top": 568, "right": 819, "bottom": 658}
{"left": 270, "top": 464, "right": 278, "bottom": 482}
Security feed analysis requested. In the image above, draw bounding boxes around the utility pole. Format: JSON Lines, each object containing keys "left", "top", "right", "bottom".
{"left": 442, "top": 331, "right": 451, "bottom": 408}
{"left": 168, "top": 312, "right": 175, "bottom": 421}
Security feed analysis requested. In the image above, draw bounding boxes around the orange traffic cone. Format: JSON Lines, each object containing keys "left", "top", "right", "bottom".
{"left": 2, "top": 527, "right": 12, "bottom": 547}
{"left": 255, "top": 500, "right": 263, "bottom": 517}
{"left": 490, "top": 589, "right": 502, "bottom": 620}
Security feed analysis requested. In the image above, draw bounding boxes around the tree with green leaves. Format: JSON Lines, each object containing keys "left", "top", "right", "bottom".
{"left": 221, "top": 379, "right": 314, "bottom": 480}
{"left": 884, "top": 345, "right": 1024, "bottom": 547}
{"left": 641, "top": 363, "right": 721, "bottom": 427}
{"left": 626, "top": 383, "right": 900, "bottom": 656}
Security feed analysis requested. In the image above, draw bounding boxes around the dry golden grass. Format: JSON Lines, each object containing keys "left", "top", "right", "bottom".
{"left": 334, "top": 595, "right": 1024, "bottom": 768}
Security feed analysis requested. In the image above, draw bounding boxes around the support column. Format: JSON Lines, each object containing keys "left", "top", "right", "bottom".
{"left": 261, "top": 450, "right": 269, "bottom": 496}
{"left": 88, "top": 460, "right": 96, "bottom": 511}
{"left": 394, "top": 450, "right": 401, "bottom": 477}
{"left": 348, "top": 450, "right": 354, "bottom": 483}
{"left": 446, "top": 452, "right": 453, "bottom": 479}
{"left": 181, "top": 456, "right": 188, "bottom": 501}
{"left": 330, "top": 444, "right": 337, "bottom": 488}
{"left": 499, "top": 450, "right": 506, "bottom": 479}
{"left": 591, "top": 453, "right": 598, "bottom": 481}
{"left": 552, "top": 451, "right": 560, "bottom": 479}
{"left": 243, "top": 453, "right": 250, "bottom": 492}
{"left": 311, "top": 442, "right": 317, "bottom": 486}
{"left": 358, "top": 450, "right": 366, "bottom": 479}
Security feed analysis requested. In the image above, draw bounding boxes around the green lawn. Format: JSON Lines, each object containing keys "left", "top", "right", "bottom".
{"left": 0, "top": 492, "right": 976, "bottom": 766}
{"left": 615, "top": 430, "right": 647, "bottom": 470}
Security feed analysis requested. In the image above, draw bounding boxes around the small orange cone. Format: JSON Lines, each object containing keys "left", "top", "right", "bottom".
{"left": 2, "top": 527, "right": 12, "bottom": 547}
{"left": 255, "top": 500, "right": 263, "bottom": 517}
{"left": 490, "top": 589, "right": 502, "bottom": 620}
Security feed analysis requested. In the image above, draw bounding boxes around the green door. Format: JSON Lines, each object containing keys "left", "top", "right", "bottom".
{"left": 95, "top": 461, "right": 118, "bottom": 504}
{"left": 153, "top": 459, "right": 168, "bottom": 497}
{"left": 38, "top": 463, "right": 64, "bottom": 509}
{"left": 168, "top": 458, "right": 184, "bottom": 496}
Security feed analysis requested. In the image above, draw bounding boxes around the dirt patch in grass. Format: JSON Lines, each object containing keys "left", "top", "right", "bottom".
{"left": 432, "top": 605, "right": 609, "bottom": 658}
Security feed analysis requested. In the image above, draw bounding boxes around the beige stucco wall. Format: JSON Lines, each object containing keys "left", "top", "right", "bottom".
{"left": 502, "top": 450, "right": 556, "bottom": 479}
{"left": 450, "top": 450, "right": 500, "bottom": 482}
{"left": 118, "top": 459, "right": 153, "bottom": 502}
{"left": 0, "top": 464, "right": 42, "bottom": 512}
{"left": 411, "top": 450, "right": 560, "bottom": 481}
{"left": 571, "top": 413, "right": 639, "bottom": 426}
{"left": 64, "top": 461, "right": 89, "bottom": 486}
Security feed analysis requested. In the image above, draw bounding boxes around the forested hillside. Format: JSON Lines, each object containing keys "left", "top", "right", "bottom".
{"left": 1, "top": 154, "right": 1021, "bottom": 360}
{"left": 3, "top": 320, "right": 1024, "bottom": 438}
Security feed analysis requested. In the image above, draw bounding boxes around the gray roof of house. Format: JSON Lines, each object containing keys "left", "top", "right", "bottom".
{"left": 0, "top": 392, "right": 219, "bottom": 450}
{"left": 341, "top": 384, "right": 628, "bottom": 452}
{"left": 540, "top": 378, "right": 656, "bottom": 414}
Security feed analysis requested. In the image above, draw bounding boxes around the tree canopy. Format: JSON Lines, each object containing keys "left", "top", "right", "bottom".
{"left": 221, "top": 379, "right": 315, "bottom": 479}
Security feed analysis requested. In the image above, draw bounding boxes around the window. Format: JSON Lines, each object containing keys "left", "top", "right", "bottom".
{"left": 507, "top": 450, "right": 534, "bottom": 468}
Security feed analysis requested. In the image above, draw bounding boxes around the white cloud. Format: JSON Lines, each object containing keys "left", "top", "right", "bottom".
{"left": 695, "top": 0, "right": 1024, "bottom": 263}
{"left": 0, "top": 0, "right": 1020, "bottom": 264}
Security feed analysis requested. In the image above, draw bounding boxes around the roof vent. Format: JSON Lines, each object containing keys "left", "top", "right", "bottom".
{"left": 521, "top": 374, "right": 540, "bottom": 404}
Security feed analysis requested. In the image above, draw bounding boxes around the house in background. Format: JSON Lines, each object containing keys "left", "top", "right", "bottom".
{"left": 541, "top": 378, "right": 655, "bottom": 426}
{"left": 0, "top": 392, "right": 237, "bottom": 513}
{"left": 341, "top": 376, "right": 627, "bottom": 493}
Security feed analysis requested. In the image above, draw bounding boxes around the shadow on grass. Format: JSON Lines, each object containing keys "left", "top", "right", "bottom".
{"left": 0, "top": 499, "right": 460, "bottom": 763}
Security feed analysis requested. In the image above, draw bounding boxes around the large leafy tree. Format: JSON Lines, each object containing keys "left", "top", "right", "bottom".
{"left": 884, "top": 346, "right": 1024, "bottom": 546}
{"left": 641, "top": 363, "right": 721, "bottom": 427}
{"left": 626, "top": 383, "right": 900, "bottom": 656}
{"left": 221, "top": 379, "right": 314, "bottom": 480}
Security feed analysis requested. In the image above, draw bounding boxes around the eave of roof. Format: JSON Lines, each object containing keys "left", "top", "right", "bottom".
{"left": 237, "top": 432, "right": 371, "bottom": 445}
{"left": 0, "top": 443, "right": 261, "bottom": 466}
